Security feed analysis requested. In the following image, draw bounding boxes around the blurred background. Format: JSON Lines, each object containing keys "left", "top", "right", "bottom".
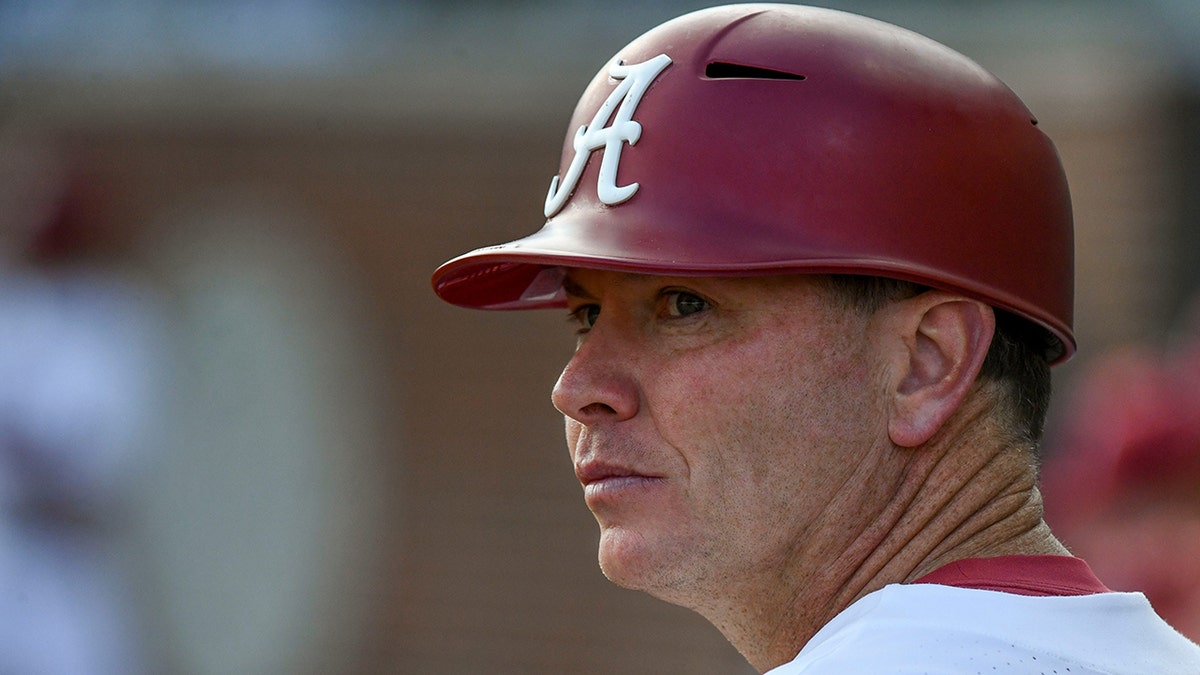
{"left": 1, "top": 1, "right": 1198, "bottom": 673}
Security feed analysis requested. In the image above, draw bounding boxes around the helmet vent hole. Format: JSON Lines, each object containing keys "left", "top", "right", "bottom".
{"left": 705, "top": 62, "right": 806, "bottom": 81}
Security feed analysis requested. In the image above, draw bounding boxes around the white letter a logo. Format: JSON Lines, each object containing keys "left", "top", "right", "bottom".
{"left": 544, "top": 54, "right": 672, "bottom": 218}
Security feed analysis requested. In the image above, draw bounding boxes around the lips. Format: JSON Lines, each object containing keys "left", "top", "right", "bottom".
{"left": 576, "top": 460, "right": 629, "bottom": 484}
{"left": 575, "top": 461, "right": 664, "bottom": 503}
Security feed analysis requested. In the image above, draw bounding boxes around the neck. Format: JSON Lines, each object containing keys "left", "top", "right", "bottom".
{"left": 704, "top": 401, "right": 1068, "bottom": 673}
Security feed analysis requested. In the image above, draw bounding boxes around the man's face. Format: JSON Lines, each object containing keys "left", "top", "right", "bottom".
{"left": 552, "top": 269, "right": 894, "bottom": 607}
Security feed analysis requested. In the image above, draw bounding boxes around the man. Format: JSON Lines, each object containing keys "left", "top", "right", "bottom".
{"left": 432, "top": 4, "right": 1200, "bottom": 673}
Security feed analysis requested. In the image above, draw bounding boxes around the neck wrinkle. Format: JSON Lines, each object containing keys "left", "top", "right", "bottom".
{"left": 714, "top": 437, "right": 916, "bottom": 672}
{"left": 731, "top": 431, "right": 932, "bottom": 671}
{"left": 709, "top": 396, "right": 1066, "bottom": 673}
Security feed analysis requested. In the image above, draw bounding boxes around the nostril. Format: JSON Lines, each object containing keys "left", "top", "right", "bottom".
{"left": 580, "top": 402, "right": 619, "bottom": 417}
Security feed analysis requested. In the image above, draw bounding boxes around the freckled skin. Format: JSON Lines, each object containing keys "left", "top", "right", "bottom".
{"left": 550, "top": 270, "right": 1071, "bottom": 672}
{"left": 552, "top": 271, "right": 891, "bottom": 613}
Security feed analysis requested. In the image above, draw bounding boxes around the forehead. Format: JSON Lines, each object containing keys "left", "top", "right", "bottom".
{"left": 560, "top": 268, "right": 831, "bottom": 303}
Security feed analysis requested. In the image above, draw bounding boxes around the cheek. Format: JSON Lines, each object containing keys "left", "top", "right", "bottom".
{"left": 656, "top": 326, "right": 881, "bottom": 507}
{"left": 654, "top": 331, "right": 859, "bottom": 463}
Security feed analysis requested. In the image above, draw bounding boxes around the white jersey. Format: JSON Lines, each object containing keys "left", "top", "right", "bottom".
{"left": 768, "top": 582, "right": 1200, "bottom": 674}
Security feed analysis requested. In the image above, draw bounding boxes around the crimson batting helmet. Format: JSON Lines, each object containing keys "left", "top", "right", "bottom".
{"left": 431, "top": 3, "right": 1075, "bottom": 362}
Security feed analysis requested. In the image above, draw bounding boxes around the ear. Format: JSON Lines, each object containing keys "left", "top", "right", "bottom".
{"left": 884, "top": 293, "right": 995, "bottom": 448}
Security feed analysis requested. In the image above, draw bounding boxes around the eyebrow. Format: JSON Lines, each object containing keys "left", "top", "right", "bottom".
{"left": 561, "top": 274, "right": 597, "bottom": 300}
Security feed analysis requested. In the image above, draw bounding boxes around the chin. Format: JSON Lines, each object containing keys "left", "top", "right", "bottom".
{"left": 596, "top": 526, "right": 696, "bottom": 602}
{"left": 597, "top": 525, "right": 657, "bottom": 588}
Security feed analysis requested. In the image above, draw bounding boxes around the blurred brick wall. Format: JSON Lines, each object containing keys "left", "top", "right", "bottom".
{"left": 52, "top": 126, "right": 752, "bottom": 674}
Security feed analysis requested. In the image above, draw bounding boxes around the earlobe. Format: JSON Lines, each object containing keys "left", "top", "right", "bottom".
{"left": 886, "top": 294, "right": 995, "bottom": 448}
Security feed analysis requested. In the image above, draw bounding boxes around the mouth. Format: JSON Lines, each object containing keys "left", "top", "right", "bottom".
{"left": 575, "top": 462, "right": 664, "bottom": 503}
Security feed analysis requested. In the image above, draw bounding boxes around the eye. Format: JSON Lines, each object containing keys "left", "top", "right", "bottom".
{"left": 664, "top": 291, "right": 710, "bottom": 318}
{"left": 569, "top": 303, "right": 601, "bottom": 331}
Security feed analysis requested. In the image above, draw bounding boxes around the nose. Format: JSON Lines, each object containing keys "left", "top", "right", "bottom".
{"left": 551, "top": 331, "right": 640, "bottom": 425}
